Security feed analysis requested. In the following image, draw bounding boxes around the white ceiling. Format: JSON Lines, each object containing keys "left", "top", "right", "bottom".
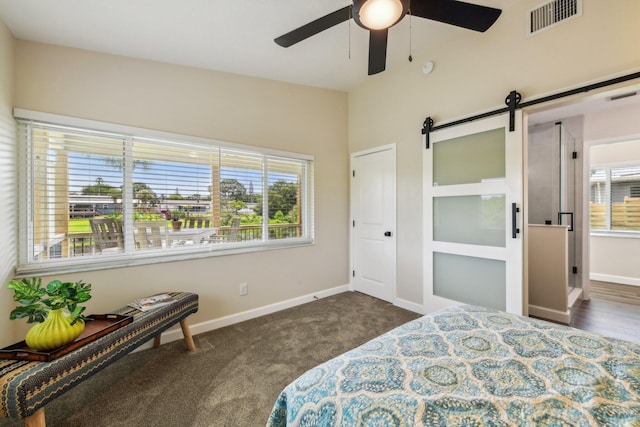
{"left": 0, "top": 0, "right": 518, "bottom": 91}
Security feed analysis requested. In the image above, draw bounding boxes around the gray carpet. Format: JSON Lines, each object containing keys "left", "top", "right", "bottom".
{"left": 0, "top": 291, "right": 421, "bottom": 427}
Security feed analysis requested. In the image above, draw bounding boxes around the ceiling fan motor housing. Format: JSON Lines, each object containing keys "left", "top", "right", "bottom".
{"left": 274, "top": 0, "right": 501, "bottom": 76}
{"left": 352, "top": 0, "right": 410, "bottom": 30}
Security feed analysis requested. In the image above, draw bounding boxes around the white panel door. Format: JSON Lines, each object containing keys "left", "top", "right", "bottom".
{"left": 424, "top": 113, "right": 523, "bottom": 315}
{"left": 351, "top": 145, "right": 396, "bottom": 302}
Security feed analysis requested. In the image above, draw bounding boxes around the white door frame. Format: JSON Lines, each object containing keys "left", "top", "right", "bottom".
{"left": 350, "top": 144, "right": 397, "bottom": 303}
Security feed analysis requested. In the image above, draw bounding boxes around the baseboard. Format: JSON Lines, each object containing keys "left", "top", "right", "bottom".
{"left": 141, "top": 284, "right": 350, "bottom": 350}
{"left": 395, "top": 297, "right": 424, "bottom": 314}
{"left": 590, "top": 273, "right": 640, "bottom": 287}
{"left": 528, "top": 304, "right": 570, "bottom": 325}
{"left": 568, "top": 287, "right": 583, "bottom": 308}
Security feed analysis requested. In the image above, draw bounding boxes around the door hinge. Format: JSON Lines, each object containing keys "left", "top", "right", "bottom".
{"left": 572, "top": 151, "right": 578, "bottom": 159}
{"left": 572, "top": 266, "right": 578, "bottom": 274}
{"left": 352, "top": 220, "right": 355, "bottom": 227}
{"left": 352, "top": 170, "right": 355, "bottom": 177}
{"left": 352, "top": 270, "right": 355, "bottom": 277}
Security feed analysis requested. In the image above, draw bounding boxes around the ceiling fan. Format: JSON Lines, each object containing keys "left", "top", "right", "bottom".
{"left": 274, "top": 0, "right": 502, "bottom": 75}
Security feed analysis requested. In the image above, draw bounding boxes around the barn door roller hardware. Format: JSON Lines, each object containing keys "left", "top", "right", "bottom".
{"left": 421, "top": 71, "right": 640, "bottom": 149}
{"left": 421, "top": 117, "right": 434, "bottom": 149}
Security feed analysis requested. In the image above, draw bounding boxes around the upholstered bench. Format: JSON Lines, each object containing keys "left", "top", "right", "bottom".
{"left": 0, "top": 291, "right": 198, "bottom": 427}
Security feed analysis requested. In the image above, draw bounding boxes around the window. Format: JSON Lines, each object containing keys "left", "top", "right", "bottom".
{"left": 17, "top": 112, "right": 314, "bottom": 274}
{"left": 590, "top": 165, "right": 640, "bottom": 232}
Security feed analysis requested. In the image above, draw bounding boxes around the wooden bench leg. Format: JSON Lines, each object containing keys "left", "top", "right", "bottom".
{"left": 180, "top": 319, "right": 196, "bottom": 351}
{"left": 24, "top": 408, "right": 45, "bottom": 427}
{"left": 152, "top": 319, "right": 195, "bottom": 350}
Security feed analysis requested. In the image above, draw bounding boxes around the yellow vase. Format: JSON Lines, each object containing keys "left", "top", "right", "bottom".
{"left": 25, "top": 309, "right": 85, "bottom": 351}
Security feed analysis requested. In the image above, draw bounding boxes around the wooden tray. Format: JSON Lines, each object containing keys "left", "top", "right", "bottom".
{"left": 0, "top": 314, "right": 133, "bottom": 362}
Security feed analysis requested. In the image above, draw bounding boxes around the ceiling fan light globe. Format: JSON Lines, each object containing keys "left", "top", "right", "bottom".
{"left": 358, "top": 0, "right": 404, "bottom": 30}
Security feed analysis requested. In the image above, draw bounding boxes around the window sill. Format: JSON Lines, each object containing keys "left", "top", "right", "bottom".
{"left": 15, "top": 238, "right": 314, "bottom": 277}
{"left": 590, "top": 230, "right": 640, "bottom": 239}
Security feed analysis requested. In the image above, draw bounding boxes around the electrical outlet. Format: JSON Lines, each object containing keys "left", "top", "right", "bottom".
{"left": 240, "top": 283, "right": 248, "bottom": 296}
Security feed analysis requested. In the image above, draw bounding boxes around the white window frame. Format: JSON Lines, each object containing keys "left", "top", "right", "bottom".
{"left": 590, "top": 161, "right": 640, "bottom": 238}
{"left": 15, "top": 109, "right": 315, "bottom": 275}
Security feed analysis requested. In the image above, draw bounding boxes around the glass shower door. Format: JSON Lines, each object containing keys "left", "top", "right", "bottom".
{"left": 559, "top": 123, "right": 577, "bottom": 289}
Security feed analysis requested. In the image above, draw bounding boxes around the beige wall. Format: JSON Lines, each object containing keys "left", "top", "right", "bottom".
{"left": 0, "top": 19, "right": 16, "bottom": 346}
{"left": 348, "top": 0, "right": 640, "bottom": 304}
{"left": 10, "top": 41, "right": 349, "bottom": 340}
{"left": 591, "top": 138, "right": 640, "bottom": 164}
{"left": 587, "top": 103, "right": 640, "bottom": 286}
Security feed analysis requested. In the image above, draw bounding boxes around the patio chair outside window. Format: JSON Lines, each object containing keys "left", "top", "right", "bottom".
{"left": 89, "top": 218, "right": 123, "bottom": 253}
{"left": 209, "top": 217, "right": 241, "bottom": 243}
{"left": 134, "top": 221, "right": 168, "bottom": 250}
{"left": 183, "top": 217, "right": 212, "bottom": 229}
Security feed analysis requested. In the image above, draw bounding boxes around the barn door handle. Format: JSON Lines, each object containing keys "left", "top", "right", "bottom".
{"left": 384, "top": 231, "right": 392, "bottom": 237}
{"left": 512, "top": 203, "right": 520, "bottom": 239}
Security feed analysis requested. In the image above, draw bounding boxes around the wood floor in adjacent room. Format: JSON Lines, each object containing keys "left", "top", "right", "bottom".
{"left": 570, "top": 281, "right": 640, "bottom": 345}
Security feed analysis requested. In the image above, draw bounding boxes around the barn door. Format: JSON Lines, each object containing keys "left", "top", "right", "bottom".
{"left": 424, "top": 113, "right": 523, "bottom": 315}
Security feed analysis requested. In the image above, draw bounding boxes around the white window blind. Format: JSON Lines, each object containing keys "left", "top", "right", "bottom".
{"left": 16, "top": 114, "right": 314, "bottom": 274}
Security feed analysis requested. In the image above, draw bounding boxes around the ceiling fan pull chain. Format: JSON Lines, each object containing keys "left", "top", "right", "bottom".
{"left": 408, "top": 11, "right": 413, "bottom": 62}
{"left": 348, "top": 15, "right": 351, "bottom": 60}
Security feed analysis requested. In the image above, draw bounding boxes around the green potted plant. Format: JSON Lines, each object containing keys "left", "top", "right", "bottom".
{"left": 7, "top": 277, "right": 92, "bottom": 351}
{"left": 169, "top": 210, "right": 185, "bottom": 231}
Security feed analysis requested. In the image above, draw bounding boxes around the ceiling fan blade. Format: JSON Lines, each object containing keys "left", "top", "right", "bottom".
{"left": 368, "top": 29, "right": 388, "bottom": 75}
{"left": 274, "top": 6, "right": 352, "bottom": 47}
{"left": 410, "top": 0, "right": 502, "bottom": 32}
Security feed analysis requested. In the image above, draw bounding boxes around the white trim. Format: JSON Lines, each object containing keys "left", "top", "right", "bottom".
{"left": 568, "top": 287, "right": 583, "bottom": 308}
{"left": 14, "top": 108, "right": 314, "bottom": 161}
{"left": 15, "top": 238, "right": 314, "bottom": 277}
{"left": 432, "top": 241, "right": 507, "bottom": 261}
{"left": 394, "top": 297, "right": 424, "bottom": 315}
{"left": 590, "top": 273, "right": 640, "bottom": 287}
{"left": 352, "top": 143, "right": 397, "bottom": 158}
{"left": 528, "top": 304, "right": 570, "bottom": 324}
{"left": 135, "top": 284, "right": 350, "bottom": 351}
{"left": 590, "top": 231, "right": 640, "bottom": 239}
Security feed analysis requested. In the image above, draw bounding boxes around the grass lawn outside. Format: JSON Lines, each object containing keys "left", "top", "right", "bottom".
{"left": 69, "top": 218, "right": 91, "bottom": 233}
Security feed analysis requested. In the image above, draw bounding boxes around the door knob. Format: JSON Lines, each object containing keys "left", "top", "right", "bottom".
{"left": 384, "top": 231, "right": 392, "bottom": 237}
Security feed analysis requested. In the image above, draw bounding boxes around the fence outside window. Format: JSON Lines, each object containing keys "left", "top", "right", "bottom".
{"left": 590, "top": 166, "right": 640, "bottom": 232}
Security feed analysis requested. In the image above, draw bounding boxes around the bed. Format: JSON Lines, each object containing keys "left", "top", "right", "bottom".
{"left": 266, "top": 304, "right": 640, "bottom": 426}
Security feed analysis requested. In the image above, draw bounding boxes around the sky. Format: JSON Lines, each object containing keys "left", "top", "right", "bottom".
{"left": 67, "top": 153, "right": 298, "bottom": 198}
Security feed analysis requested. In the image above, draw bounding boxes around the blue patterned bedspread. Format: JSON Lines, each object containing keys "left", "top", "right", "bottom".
{"left": 266, "top": 305, "right": 640, "bottom": 426}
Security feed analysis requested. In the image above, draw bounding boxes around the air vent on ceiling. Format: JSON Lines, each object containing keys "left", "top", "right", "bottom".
{"left": 527, "top": 0, "right": 582, "bottom": 36}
